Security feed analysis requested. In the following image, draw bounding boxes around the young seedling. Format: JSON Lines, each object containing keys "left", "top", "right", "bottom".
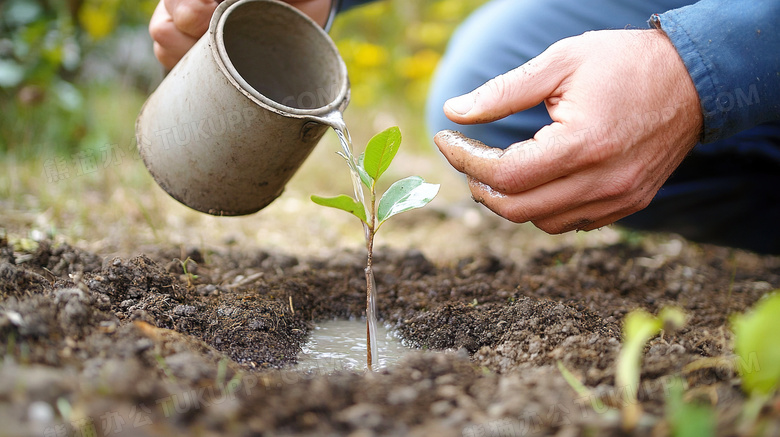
{"left": 556, "top": 360, "right": 591, "bottom": 399}
{"left": 665, "top": 375, "right": 715, "bottom": 437}
{"left": 731, "top": 292, "right": 780, "bottom": 432}
{"left": 311, "top": 126, "right": 439, "bottom": 370}
{"left": 178, "top": 257, "right": 199, "bottom": 289}
{"left": 616, "top": 307, "right": 686, "bottom": 431}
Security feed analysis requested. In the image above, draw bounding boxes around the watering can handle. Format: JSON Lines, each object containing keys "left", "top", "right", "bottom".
{"left": 325, "top": 0, "right": 340, "bottom": 31}
{"left": 215, "top": 0, "right": 340, "bottom": 31}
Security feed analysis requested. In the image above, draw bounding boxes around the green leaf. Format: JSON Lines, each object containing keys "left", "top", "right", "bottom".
{"left": 616, "top": 307, "right": 686, "bottom": 431}
{"left": 732, "top": 292, "right": 780, "bottom": 395}
{"left": 363, "top": 126, "right": 401, "bottom": 182}
{"left": 377, "top": 176, "right": 439, "bottom": 226}
{"left": 667, "top": 377, "right": 716, "bottom": 437}
{"left": 617, "top": 310, "right": 662, "bottom": 394}
{"left": 311, "top": 194, "right": 366, "bottom": 224}
{"left": 618, "top": 307, "right": 686, "bottom": 390}
{"left": 356, "top": 153, "right": 373, "bottom": 188}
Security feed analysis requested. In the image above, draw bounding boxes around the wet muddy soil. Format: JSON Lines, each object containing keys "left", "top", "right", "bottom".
{"left": 1, "top": 234, "right": 779, "bottom": 436}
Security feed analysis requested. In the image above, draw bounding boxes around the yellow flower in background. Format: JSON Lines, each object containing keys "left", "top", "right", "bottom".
{"left": 78, "top": 1, "right": 118, "bottom": 40}
{"left": 398, "top": 49, "right": 440, "bottom": 81}
{"left": 354, "top": 42, "right": 389, "bottom": 69}
{"left": 336, "top": 39, "right": 389, "bottom": 106}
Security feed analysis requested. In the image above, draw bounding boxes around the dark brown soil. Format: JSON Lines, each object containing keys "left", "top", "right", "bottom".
{"left": 1, "top": 233, "right": 779, "bottom": 436}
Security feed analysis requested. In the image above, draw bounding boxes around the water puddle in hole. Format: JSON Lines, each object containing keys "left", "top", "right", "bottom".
{"left": 296, "top": 319, "right": 412, "bottom": 372}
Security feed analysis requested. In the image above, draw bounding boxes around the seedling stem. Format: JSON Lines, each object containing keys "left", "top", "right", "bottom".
{"left": 312, "top": 126, "right": 439, "bottom": 370}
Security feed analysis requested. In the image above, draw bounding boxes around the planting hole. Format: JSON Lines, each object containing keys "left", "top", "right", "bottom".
{"left": 297, "top": 319, "right": 411, "bottom": 372}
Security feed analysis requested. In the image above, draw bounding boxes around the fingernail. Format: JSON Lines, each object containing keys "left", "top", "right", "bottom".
{"left": 445, "top": 94, "right": 474, "bottom": 115}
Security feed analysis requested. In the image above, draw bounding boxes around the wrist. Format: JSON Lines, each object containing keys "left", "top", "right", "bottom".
{"left": 645, "top": 28, "right": 704, "bottom": 143}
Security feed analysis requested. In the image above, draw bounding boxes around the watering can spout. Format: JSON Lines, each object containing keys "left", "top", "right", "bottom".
{"left": 313, "top": 109, "right": 349, "bottom": 132}
{"left": 135, "top": 0, "right": 350, "bottom": 216}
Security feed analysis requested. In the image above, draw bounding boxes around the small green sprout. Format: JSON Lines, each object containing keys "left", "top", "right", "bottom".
{"left": 178, "top": 257, "right": 199, "bottom": 289}
{"left": 312, "top": 126, "right": 439, "bottom": 370}
{"left": 731, "top": 292, "right": 780, "bottom": 395}
{"left": 666, "top": 376, "right": 715, "bottom": 437}
{"left": 731, "top": 292, "right": 780, "bottom": 431}
{"left": 11, "top": 236, "right": 39, "bottom": 253}
{"left": 556, "top": 360, "right": 591, "bottom": 399}
{"left": 616, "top": 307, "right": 686, "bottom": 431}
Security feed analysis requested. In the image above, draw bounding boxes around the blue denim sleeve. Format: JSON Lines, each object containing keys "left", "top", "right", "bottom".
{"left": 649, "top": 0, "right": 780, "bottom": 143}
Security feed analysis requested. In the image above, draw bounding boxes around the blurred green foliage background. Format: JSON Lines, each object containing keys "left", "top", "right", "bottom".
{"left": 0, "top": 0, "right": 488, "bottom": 158}
{"left": 0, "top": 0, "right": 159, "bottom": 157}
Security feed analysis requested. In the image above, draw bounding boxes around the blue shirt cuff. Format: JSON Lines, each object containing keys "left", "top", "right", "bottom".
{"left": 649, "top": 0, "right": 780, "bottom": 143}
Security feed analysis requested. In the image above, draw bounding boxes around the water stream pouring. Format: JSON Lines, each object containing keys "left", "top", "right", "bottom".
{"left": 135, "top": 0, "right": 350, "bottom": 216}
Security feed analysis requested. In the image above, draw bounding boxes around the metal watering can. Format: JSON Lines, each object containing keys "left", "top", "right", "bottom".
{"left": 135, "top": 0, "right": 350, "bottom": 216}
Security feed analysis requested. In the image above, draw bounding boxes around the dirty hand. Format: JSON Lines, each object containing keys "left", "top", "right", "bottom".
{"left": 434, "top": 29, "right": 703, "bottom": 233}
{"left": 150, "top": 0, "right": 332, "bottom": 70}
